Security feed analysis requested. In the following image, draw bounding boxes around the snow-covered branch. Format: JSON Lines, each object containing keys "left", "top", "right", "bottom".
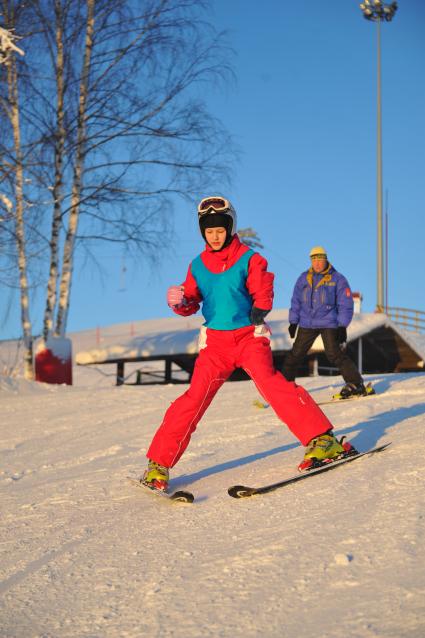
{"left": 0, "top": 25, "right": 24, "bottom": 63}
{"left": 0, "top": 192, "right": 13, "bottom": 217}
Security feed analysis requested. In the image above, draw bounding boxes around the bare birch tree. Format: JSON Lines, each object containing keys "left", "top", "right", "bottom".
{"left": 1, "top": 0, "right": 234, "bottom": 373}
{"left": 30, "top": 0, "right": 234, "bottom": 336}
{"left": 40, "top": 0, "right": 67, "bottom": 340}
{"left": 53, "top": 0, "right": 94, "bottom": 336}
{"left": 0, "top": 6, "right": 34, "bottom": 378}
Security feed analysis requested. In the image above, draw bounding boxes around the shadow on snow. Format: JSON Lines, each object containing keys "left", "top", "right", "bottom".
{"left": 173, "top": 400, "right": 425, "bottom": 489}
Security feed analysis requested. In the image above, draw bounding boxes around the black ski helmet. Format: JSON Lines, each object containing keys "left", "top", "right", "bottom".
{"left": 197, "top": 196, "right": 237, "bottom": 246}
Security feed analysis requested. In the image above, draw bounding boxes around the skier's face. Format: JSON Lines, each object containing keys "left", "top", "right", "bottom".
{"left": 311, "top": 255, "right": 327, "bottom": 273}
{"left": 205, "top": 227, "right": 227, "bottom": 251}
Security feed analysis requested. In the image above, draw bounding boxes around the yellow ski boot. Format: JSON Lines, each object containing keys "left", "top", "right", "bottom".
{"left": 143, "top": 460, "right": 169, "bottom": 491}
{"left": 298, "top": 432, "right": 357, "bottom": 472}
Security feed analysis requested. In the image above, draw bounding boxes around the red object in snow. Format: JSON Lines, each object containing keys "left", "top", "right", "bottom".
{"left": 35, "top": 337, "right": 73, "bottom": 385}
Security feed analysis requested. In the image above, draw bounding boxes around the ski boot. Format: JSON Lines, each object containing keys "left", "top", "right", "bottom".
{"left": 298, "top": 432, "right": 357, "bottom": 472}
{"left": 334, "top": 382, "right": 375, "bottom": 400}
{"left": 142, "top": 460, "right": 169, "bottom": 491}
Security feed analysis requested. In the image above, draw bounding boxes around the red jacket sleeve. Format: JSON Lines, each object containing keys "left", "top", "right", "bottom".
{"left": 172, "top": 263, "right": 202, "bottom": 317}
{"left": 246, "top": 253, "right": 274, "bottom": 310}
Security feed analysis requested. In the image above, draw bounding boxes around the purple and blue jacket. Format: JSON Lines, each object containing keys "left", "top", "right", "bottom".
{"left": 289, "top": 263, "right": 354, "bottom": 329}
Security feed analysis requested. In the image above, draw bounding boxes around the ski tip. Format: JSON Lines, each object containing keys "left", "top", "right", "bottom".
{"left": 375, "top": 441, "right": 392, "bottom": 452}
{"left": 126, "top": 477, "right": 194, "bottom": 503}
{"left": 228, "top": 485, "right": 255, "bottom": 499}
{"left": 252, "top": 399, "right": 269, "bottom": 409}
{"left": 171, "top": 490, "right": 194, "bottom": 504}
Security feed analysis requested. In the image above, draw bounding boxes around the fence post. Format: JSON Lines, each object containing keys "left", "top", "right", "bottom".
{"left": 165, "top": 359, "right": 172, "bottom": 382}
{"left": 117, "top": 361, "right": 124, "bottom": 385}
{"left": 358, "top": 337, "right": 363, "bottom": 375}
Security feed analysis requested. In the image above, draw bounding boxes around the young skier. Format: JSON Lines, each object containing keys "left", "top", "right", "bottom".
{"left": 142, "top": 197, "right": 355, "bottom": 487}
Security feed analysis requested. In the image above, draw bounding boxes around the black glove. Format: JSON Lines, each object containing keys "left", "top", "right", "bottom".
{"left": 337, "top": 326, "right": 347, "bottom": 344}
{"left": 288, "top": 323, "right": 298, "bottom": 339}
{"left": 250, "top": 307, "right": 270, "bottom": 325}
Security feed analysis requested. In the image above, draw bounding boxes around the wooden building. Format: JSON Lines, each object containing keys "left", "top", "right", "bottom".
{"left": 75, "top": 310, "right": 425, "bottom": 386}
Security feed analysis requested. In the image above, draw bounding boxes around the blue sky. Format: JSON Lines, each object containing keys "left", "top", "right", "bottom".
{"left": 2, "top": 0, "right": 424, "bottom": 340}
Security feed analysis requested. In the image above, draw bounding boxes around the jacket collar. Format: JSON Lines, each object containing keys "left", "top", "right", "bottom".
{"left": 204, "top": 234, "right": 242, "bottom": 263}
{"left": 306, "top": 262, "right": 333, "bottom": 288}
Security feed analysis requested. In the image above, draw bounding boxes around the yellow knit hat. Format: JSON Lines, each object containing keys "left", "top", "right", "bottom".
{"left": 309, "top": 246, "right": 327, "bottom": 258}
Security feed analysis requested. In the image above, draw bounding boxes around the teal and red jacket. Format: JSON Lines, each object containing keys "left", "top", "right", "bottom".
{"left": 289, "top": 263, "right": 354, "bottom": 329}
{"left": 173, "top": 234, "right": 274, "bottom": 330}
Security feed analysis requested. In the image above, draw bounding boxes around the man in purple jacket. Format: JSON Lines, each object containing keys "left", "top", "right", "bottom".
{"left": 283, "top": 246, "right": 374, "bottom": 399}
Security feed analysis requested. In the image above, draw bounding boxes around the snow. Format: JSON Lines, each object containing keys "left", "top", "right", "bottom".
{"left": 0, "top": 26, "right": 25, "bottom": 62}
{"left": 1, "top": 369, "right": 425, "bottom": 637}
{"left": 35, "top": 335, "right": 72, "bottom": 363}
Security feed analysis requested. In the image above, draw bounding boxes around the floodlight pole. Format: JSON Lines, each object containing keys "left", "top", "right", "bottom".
{"left": 359, "top": 1, "right": 397, "bottom": 312}
{"left": 376, "top": 17, "right": 383, "bottom": 312}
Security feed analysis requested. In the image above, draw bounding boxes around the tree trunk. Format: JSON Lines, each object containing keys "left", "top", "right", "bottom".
{"left": 3, "top": 2, "right": 33, "bottom": 378}
{"left": 55, "top": 0, "right": 95, "bottom": 337}
{"left": 42, "top": 0, "right": 66, "bottom": 342}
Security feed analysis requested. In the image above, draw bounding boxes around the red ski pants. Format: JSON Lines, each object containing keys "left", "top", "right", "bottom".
{"left": 146, "top": 325, "right": 332, "bottom": 468}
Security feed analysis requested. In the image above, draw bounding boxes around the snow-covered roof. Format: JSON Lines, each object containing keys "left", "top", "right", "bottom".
{"left": 75, "top": 310, "right": 425, "bottom": 366}
{"left": 75, "top": 315, "right": 204, "bottom": 364}
{"left": 406, "top": 332, "right": 425, "bottom": 360}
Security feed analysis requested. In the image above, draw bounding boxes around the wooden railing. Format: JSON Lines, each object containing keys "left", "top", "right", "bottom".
{"left": 385, "top": 307, "right": 425, "bottom": 334}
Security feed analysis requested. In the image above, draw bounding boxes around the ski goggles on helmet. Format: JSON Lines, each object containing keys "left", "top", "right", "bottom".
{"left": 197, "top": 196, "right": 231, "bottom": 217}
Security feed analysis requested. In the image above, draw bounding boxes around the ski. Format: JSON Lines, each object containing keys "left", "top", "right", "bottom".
{"left": 317, "top": 396, "right": 376, "bottom": 406}
{"left": 321, "top": 381, "right": 376, "bottom": 405}
{"left": 318, "top": 390, "right": 376, "bottom": 406}
{"left": 228, "top": 442, "right": 391, "bottom": 499}
{"left": 127, "top": 477, "right": 194, "bottom": 503}
{"left": 253, "top": 383, "right": 377, "bottom": 410}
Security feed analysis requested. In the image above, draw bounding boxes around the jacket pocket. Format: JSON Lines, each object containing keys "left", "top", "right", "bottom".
{"left": 325, "top": 285, "right": 336, "bottom": 306}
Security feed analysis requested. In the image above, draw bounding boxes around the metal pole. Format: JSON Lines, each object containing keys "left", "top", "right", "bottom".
{"left": 376, "top": 18, "right": 384, "bottom": 312}
{"left": 385, "top": 200, "right": 389, "bottom": 313}
{"left": 360, "top": 1, "right": 397, "bottom": 311}
{"left": 358, "top": 337, "right": 363, "bottom": 375}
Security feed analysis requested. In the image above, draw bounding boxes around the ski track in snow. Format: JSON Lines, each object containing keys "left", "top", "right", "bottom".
{"left": 1, "top": 372, "right": 424, "bottom": 638}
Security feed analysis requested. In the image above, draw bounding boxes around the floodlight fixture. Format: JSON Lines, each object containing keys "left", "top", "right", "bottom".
{"left": 359, "top": 0, "right": 397, "bottom": 22}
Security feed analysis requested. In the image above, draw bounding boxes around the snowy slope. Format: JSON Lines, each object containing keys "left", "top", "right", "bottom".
{"left": 1, "top": 372, "right": 425, "bottom": 638}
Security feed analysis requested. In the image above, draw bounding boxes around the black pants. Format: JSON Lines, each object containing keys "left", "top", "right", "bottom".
{"left": 282, "top": 327, "right": 363, "bottom": 385}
